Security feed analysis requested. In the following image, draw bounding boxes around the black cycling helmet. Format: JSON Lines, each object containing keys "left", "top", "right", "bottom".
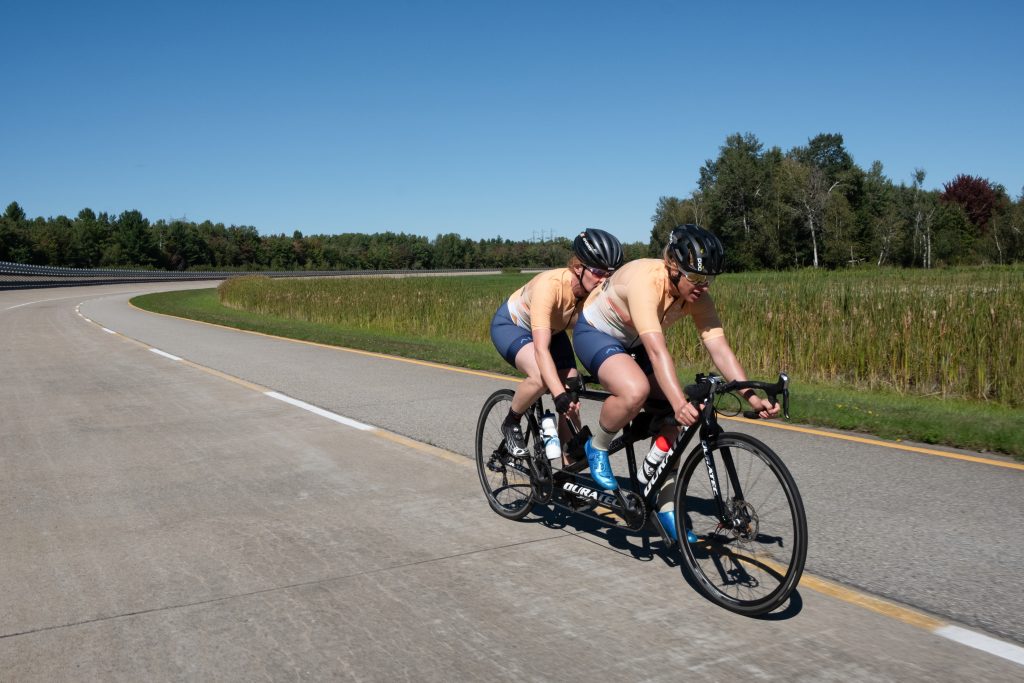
{"left": 667, "top": 224, "right": 725, "bottom": 275}
{"left": 572, "top": 228, "right": 624, "bottom": 273}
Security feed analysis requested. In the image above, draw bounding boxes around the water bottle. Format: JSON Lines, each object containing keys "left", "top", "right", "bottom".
{"left": 540, "top": 412, "right": 561, "bottom": 461}
{"left": 637, "top": 435, "right": 671, "bottom": 485}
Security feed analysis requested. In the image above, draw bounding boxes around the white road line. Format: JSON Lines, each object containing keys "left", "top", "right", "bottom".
{"left": 265, "top": 391, "right": 375, "bottom": 431}
{"left": 150, "top": 348, "right": 183, "bottom": 361}
{"left": 101, "top": 327, "right": 116, "bottom": 334}
{"left": 69, "top": 290, "right": 1024, "bottom": 662}
{"left": 261, "top": 384, "right": 1024, "bottom": 669}
{"left": 4, "top": 294, "right": 86, "bottom": 311}
{"left": 934, "top": 625, "right": 1024, "bottom": 666}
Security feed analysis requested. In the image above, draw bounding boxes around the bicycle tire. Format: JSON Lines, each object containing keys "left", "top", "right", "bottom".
{"left": 675, "top": 432, "right": 807, "bottom": 616}
{"left": 475, "top": 389, "right": 534, "bottom": 520}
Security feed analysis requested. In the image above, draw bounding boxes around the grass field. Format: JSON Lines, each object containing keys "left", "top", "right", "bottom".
{"left": 133, "top": 268, "right": 1024, "bottom": 459}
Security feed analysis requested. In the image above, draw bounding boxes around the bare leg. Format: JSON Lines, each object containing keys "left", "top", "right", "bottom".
{"left": 646, "top": 370, "right": 681, "bottom": 443}
{"left": 595, "top": 354, "right": 650, "bottom": 433}
{"left": 509, "top": 342, "right": 546, "bottom": 415}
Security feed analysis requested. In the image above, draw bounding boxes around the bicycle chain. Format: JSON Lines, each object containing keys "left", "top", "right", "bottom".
{"left": 529, "top": 453, "right": 554, "bottom": 504}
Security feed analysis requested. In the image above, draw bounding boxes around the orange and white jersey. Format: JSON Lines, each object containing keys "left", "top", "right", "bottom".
{"left": 506, "top": 267, "right": 581, "bottom": 333}
{"left": 580, "top": 258, "right": 724, "bottom": 347}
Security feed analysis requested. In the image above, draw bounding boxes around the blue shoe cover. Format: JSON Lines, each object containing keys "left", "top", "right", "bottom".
{"left": 584, "top": 438, "right": 618, "bottom": 490}
{"left": 657, "top": 510, "right": 699, "bottom": 543}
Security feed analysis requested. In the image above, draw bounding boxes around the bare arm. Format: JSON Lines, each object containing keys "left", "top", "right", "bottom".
{"left": 703, "top": 334, "right": 747, "bottom": 385}
{"left": 530, "top": 328, "right": 565, "bottom": 398}
{"left": 703, "top": 334, "right": 780, "bottom": 418}
{"left": 639, "top": 331, "right": 699, "bottom": 426}
{"left": 530, "top": 328, "right": 578, "bottom": 417}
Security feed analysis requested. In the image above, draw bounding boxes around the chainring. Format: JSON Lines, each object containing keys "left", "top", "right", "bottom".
{"left": 617, "top": 489, "right": 649, "bottom": 530}
{"left": 530, "top": 453, "right": 554, "bottom": 503}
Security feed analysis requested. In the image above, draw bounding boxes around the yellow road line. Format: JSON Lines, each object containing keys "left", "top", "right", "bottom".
{"left": 747, "top": 554, "right": 944, "bottom": 630}
{"left": 721, "top": 416, "right": 1024, "bottom": 471}
{"left": 79, "top": 305, "right": 271, "bottom": 393}
{"left": 85, "top": 301, "right": 474, "bottom": 464}
{"left": 798, "top": 573, "right": 945, "bottom": 630}
{"left": 180, "top": 360, "right": 268, "bottom": 392}
{"left": 373, "top": 430, "right": 474, "bottom": 469}
{"left": 126, "top": 299, "right": 1021, "bottom": 471}
{"left": 129, "top": 300, "right": 516, "bottom": 383}
{"left": 80, "top": 304, "right": 1016, "bottom": 651}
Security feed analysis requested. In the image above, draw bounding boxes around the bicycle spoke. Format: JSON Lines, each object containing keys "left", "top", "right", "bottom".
{"left": 677, "top": 433, "right": 807, "bottom": 615}
{"left": 476, "top": 390, "right": 535, "bottom": 520}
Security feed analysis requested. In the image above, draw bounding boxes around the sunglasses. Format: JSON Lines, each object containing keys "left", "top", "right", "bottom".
{"left": 682, "top": 271, "right": 715, "bottom": 287}
{"left": 585, "top": 265, "right": 612, "bottom": 278}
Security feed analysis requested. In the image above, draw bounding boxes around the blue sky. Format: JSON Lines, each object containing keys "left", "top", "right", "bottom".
{"left": 3, "top": 1, "right": 1022, "bottom": 244}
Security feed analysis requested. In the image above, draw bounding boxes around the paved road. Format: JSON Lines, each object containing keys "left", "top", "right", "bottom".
{"left": 1, "top": 283, "right": 1022, "bottom": 681}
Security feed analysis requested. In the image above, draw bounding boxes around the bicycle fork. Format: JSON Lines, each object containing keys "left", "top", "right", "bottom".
{"left": 700, "top": 437, "right": 749, "bottom": 534}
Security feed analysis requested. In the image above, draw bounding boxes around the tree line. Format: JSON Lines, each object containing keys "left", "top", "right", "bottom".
{"left": 3, "top": 131, "right": 1022, "bottom": 271}
{"left": 0, "top": 203, "right": 649, "bottom": 272}
{"left": 651, "top": 132, "right": 1023, "bottom": 269}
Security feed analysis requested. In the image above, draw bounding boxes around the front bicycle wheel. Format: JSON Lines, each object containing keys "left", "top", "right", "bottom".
{"left": 675, "top": 433, "right": 807, "bottom": 616}
{"left": 475, "top": 389, "right": 534, "bottom": 520}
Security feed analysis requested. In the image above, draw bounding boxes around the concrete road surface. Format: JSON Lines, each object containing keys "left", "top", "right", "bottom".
{"left": 1, "top": 283, "right": 1021, "bottom": 681}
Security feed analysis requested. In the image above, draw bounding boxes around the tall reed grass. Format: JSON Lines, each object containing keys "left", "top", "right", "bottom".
{"left": 218, "top": 273, "right": 525, "bottom": 344}
{"left": 670, "top": 266, "right": 1023, "bottom": 406}
{"left": 220, "top": 267, "right": 1024, "bottom": 407}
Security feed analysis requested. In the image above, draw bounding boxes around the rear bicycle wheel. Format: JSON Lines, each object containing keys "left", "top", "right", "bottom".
{"left": 475, "top": 389, "right": 534, "bottom": 520}
{"left": 675, "top": 433, "right": 807, "bottom": 616}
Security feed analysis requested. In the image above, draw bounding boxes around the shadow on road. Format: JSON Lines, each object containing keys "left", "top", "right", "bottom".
{"left": 528, "top": 504, "right": 803, "bottom": 621}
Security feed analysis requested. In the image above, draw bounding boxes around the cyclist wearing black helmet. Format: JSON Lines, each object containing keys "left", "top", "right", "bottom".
{"left": 490, "top": 228, "right": 624, "bottom": 461}
{"left": 573, "top": 224, "right": 778, "bottom": 506}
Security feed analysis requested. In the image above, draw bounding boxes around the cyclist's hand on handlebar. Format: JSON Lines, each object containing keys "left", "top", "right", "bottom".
{"left": 746, "top": 394, "right": 781, "bottom": 419}
{"left": 675, "top": 401, "right": 701, "bottom": 427}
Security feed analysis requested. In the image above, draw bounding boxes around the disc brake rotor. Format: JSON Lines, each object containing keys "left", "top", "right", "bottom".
{"left": 727, "top": 500, "right": 759, "bottom": 541}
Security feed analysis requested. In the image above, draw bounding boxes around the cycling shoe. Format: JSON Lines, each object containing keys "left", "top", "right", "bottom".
{"left": 501, "top": 422, "right": 528, "bottom": 456}
{"left": 657, "top": 510, "right": 699, "bottom": 543}
{"left": 584, "top": 438, "right": 618, "bottom": 491}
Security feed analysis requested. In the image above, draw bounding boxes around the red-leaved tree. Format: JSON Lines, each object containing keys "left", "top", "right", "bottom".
{"left": 940, "top": 174, "right": 998, "bottom": 233}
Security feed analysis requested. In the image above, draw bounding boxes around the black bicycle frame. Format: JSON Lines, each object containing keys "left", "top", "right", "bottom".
{"left": 637, "top": 411, "right": 739, "bottom": 532}
{"left": 563, "top": 382, "right": 753, "bottom": 534}
{"left": 543, "top": 371, "right": 789, "bottom": 534}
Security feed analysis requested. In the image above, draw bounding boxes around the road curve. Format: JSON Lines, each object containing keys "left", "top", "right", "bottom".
{"left": 1, "top": 282, "right": 1021, "bottom": 681}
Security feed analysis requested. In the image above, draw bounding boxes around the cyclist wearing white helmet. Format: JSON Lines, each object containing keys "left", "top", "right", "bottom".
{"left": 490, "top": 228, "right": 625, "bottom": 461}
{"left": 573, "top": 224, "right": 779, "bottom": 495}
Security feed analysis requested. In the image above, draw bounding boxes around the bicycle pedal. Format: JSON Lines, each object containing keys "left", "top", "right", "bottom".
{"left": 564, "top": 497, "right": 594, "bottom": 512}
{"left": 562, "top": 447, "right": 585, "bottom": 465}
{"left": 564, "top": 426, "right": 591, "bottom": 464}
{"left": 561, "top": 458, "right": 588, "bottom": 474}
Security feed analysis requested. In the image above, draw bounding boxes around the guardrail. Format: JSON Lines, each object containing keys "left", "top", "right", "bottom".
{"left": 0, "top": 261, "right": 505, "bottom": 290}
